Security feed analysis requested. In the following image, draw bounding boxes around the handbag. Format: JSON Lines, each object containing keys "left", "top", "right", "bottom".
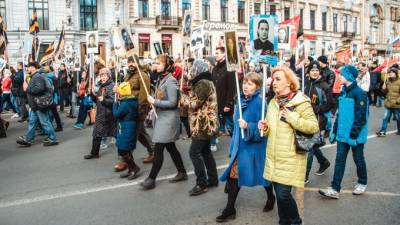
{"left": 293, "top": 130, "right": 323, "bottom": 154}
{"left": 34, "top": 92, "right": 54, "bottom": 110}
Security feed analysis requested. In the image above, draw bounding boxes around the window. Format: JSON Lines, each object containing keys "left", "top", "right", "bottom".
{"left": 38, "top": 43, "right": 50, "bottom": 61}
{"left": 310, "top": 10, "right": 315, "bottom": 30}
{"left": 138, "top": 0, "right": 148, "bottom": 18}
{"left": 343, "top": 15, "right": 348, "bottom": 33}
{"left": 391, "top": 7, "right": 397, "bottom": 21}
{"left": 254, "top": 3, "right": 261, "bottom": 15}
{"left": 162, "top": 34, "right": 172, "bottom": 55}
{"left": 333, "top": 13, "right": 338, "bottom": 32}
{"left": 161, "top": 0, "right": 170, "bottom": 18}
{"left": 238, "top": 1, "right": 245, "bottom": 24}
{"left": 80, "top": 0, "right": 97, "bottom": 31}
{"left": 202, "top": 0, "right": 210, "bottom": 20}
{"left": 322, "top": 12, "right": 327, "bottom": 31}
{"left": 353, "top": 17, "right": 357, "bottom": 33}
{"left": 300, "top": 8, "right": 304, "bottom": 31}
{"left": 221, "top": 0, "right": 228, "bottom": 22}
{"left": 270, "top": 4, "right": 276, "bottom": 15}
{"left": 0, "top": 0, "right": 6, "bottom": 22}
{"left": 139, "top": 34, "right": 150, "bottom": 57}
{"left": 321, "top": 41, "right": 326, "bottom": 56}
{"left": 284, "top": 7, "right": 290, "bottom": 21}
{"left": 182, "top": 0, "right": 191, "bottom": 16}
{"left": 310, "top": 41, "right": 316, "bottom": 56}
{"left": 29, "top": 0, "right": 49, "bottom": 30}
{"left": 352, "top": 44, "right": 357, "bottom": 56}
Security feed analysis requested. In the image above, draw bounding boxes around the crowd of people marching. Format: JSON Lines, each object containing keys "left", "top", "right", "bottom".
{"left": 1, "top": 48, "right": 400, "bottom": 225}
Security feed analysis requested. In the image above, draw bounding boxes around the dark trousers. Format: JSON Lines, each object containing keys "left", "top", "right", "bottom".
{"left": 180, "top": 116, "right": 191, "bottom": 137}
{"left": 118, "top": 151, "right": 139, "bottom": 171}
{"left": 137, "top": 120, "right": 154, "bottom": 155}
{"left": 189, "top": 139, "right": 218, "bottom": 187}
{"left": 273, "top": 182, "right": 302, "bottom": 225}
{"left": 16, "top": 97, "right": 29, "bottom": 119}
{"left": 59, "top": 88, "right": 70, "bottom": 111}
{"left": 306, "top": 146, "right": 329, "bottom": 178}
{"left": 225, "top": 177, "right": 274, "bottom": 211}
{"left": 148, "top": 142, "right": 186, "bottom": 180}
{"left": 50, "top": 104, "right": 63, "bottom": 128}
{"left": 331, "top": 142, "right": 367, "bottom": 192}
{"left": 0, "top": 116, "right": 6, "bottom": 137}
{"left": 90, "top": 137, "right": 102, "bottom": 156}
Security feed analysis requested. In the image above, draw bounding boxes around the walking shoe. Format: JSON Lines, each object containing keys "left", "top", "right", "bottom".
{"left": 188, "top": 185, "right": 208, "bottom": 196}
{"left": 376, "top": 131, "right": 386, "bottom": 137}
{"left": 142, "top": 154, "right": 154, "bottom": 164}
{"left": 216, "top": 208, "right": 236, "bottom": 223}
{"left": 73, "top": 123, "right": 83, "bottom": 129}
{"left": 315, "top": 161, "right": 330, "bottom": 176}
{"left": 84, "top": 154, "right": 99, "bottom": 160}
{"left": 352, "top": 184, "right": 367, "bottom": 195}
{"left": 211, "top": 144, "right": 218, "bottom": 152}
{"left": 11, "top": 113, "right": 19, "bottom": 119}
{"left": 263, "top": 195, "right": 275, "bottom": 212}
{"left": 305, "top": 177, "right": 310, "bottom": 184}
{"left": 55, "top": 127, "right": 63, "bottom": 132}
{"left": 319, "top": 187, "right": 340, "bottom": 199}
{"left": 43, "top": 139, "right": 59, "bottom": 146}
{"left": 16, "top": 136, "right": 32, "bottom": 147}
{"left": 140, "top": 178, "right": 155, "bottom": 190}
{"left": 169, "top": 172, "right": 188, "bottom": 183}
{"left": 127, "top": 167, "right": 141, "bottom": 180}
{"left": 114, "top": 160, "right": 127, "bottom": 172}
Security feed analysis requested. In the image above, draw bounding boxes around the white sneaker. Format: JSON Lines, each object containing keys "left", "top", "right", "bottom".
{"left": 319, "top": 187, "right": 340, "bottom": 199}
{"left": 210, "top": 144, "right": 218, "bottom": 152}
{"left": 100, "top": 143, "right": 108, "bottom": 149}
{"left": 11, "top": 113, "right": 19, "bottom": 118}
{"left": 352, "top": 184, "right": 367, "bottom": 195}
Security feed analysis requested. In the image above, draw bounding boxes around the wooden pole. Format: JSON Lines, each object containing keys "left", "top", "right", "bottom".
{"left": 235, "top": 71, "right": 244, "bottom": 138}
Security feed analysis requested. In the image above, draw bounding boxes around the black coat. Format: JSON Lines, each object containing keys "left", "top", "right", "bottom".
{"left": 26, "top": 72, "right": 53, "bottom": 112}
{"left": 320, "top": 67, "right": 335, "bottom": 88}
{"left": 211, "top": 60, "right": 236, "bottom": 114}
{"left": 11, "top": 70, "right": 26, "bottom": 97}
{"left": 92, "top": 79, "right": 116, "bottom": 138}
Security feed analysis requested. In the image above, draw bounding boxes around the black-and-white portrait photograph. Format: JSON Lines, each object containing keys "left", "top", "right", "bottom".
{"left": 182, "top": 12, "right": 192, "bottom": 37}
{"left": 278, "top": 25, "right": 291, "bottom": 50}
{"left": 250, "top": 15, "right": 277, "bottom": 56}
{"left": 190, "top": 26, "right": 204, "bottom": 51}
{"left": 224, "top": 31, "right": 239, "bottom": 71}
{"left": 154, "top": 42, "right": 163, "bottom": 55}
{"left": 121, "top": 27, "right": 134, "bottom": 51}
{"left": 296, "top": 43, "right": 306, "bottom": 65}
{"left": 86, "top": 31, "right": 98, "bottom": 54}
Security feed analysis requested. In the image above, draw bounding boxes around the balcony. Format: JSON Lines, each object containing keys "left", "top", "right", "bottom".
{"left": 155, "top": 16, "right": 181, "bottom": 31}
{"left": 341, "top": 32, "right": 356, "bottom": 38}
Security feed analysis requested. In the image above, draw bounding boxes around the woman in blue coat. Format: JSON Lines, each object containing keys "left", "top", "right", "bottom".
{"left": 217, "top": 72, "right": 275, "bottom": 223}
{"left": 113, "top": 82, "right": 140, "bottom": 180}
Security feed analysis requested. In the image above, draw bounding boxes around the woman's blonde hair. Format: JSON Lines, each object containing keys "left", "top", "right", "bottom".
{"left": 243, "top": 72, "right": 262, "bottom": 89}
{"left": 271, "top": 66, "right": 300, "bottom": 92}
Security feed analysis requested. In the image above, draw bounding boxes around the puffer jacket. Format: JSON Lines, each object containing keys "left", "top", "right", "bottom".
{"left": 263, "top": 91, "right": 319, "bottom": 188}
{"left": 383, "top": 77, "right": 400, "bottom": 109}
{"left": 181, "top": 72, "right": 219, "bottom": 140}
{"left": 113, "top": 97, "right": 139, "bottom": 151}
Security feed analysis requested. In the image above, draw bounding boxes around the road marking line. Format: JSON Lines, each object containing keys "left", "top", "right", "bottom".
{"left": 304, "top": 187, "right": 400, "bottom": 197}
{"left": 0, "top": 130, "right": 397, "bottom": 209}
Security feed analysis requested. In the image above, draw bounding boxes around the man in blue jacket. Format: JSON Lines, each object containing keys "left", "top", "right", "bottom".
{"left": 319, "top": 65, "right": 368, "bottom": 199}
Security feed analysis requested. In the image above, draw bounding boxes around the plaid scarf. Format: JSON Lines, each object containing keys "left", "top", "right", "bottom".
{"left": 275, "top": 91, "right": 296, "bottom": 110}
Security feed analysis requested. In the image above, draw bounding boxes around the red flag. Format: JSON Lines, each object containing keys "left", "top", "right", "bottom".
{"left": 279, "top": 15, "right": 300, "bottom": 49}
{"left": 336, "top": 47, "right": 351, "bottom": 64}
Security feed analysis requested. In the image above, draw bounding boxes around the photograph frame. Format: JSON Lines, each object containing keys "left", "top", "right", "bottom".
{"left": 224, "top": 31, "right": 240, "bottom": 72}
{"left": 190, "top": 26, "right": 204, "bottom": 51}
{"left": 86, "top": 31, "right": 99, "bottom": 54}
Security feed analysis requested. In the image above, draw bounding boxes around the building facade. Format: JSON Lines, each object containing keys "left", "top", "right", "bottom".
{"left": 2, "top": 0, "right": 400, "bottom": 66}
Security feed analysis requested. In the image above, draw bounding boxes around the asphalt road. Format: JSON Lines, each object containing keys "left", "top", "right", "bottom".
{"left": 0, "top": 106, "right": 399, "bottom": 225}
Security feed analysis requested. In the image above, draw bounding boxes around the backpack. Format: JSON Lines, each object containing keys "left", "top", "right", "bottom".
{"left": 315, "top": 86, "right": 327, "bottom": 107}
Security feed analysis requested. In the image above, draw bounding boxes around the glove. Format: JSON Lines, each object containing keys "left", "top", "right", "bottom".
{"left": 348, "top": 138, "right": 357, "bottom": 147}
{"left": 329, "top": 132, "right": 336, "bottom": 144}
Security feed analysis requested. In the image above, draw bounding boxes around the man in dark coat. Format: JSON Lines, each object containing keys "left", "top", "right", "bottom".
{"left": 58, "top": 63, "right": 70, "bottom": 112}
{"left": 11, "top": 62, "right": 29, "bottom": 122}
{"left": 317, "top": 55, "right": 335, "bottom": 88}
{"left": 17, "top": 62, "right": 58, "bottom": 147}
{"left": 212, "top": 47, "right": 236, "bottom": 139}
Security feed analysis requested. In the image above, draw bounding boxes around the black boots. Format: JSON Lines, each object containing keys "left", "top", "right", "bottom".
{"left": 216, "top": 208, "right": 236, "bottom": 223}
{"left": 84, "top": 137, "right": 101, "bottom": 159}
{"left": 263, "top": 195, "right": 275, "bottom": 212}
{"left": 140, "top": 178, "right": 156, "bottom": 190}
{"left": 119, "top": 152, "right": 141, "bottom": 180}
{"left": 169, "top": 172, "right": 188, "bottom": 183}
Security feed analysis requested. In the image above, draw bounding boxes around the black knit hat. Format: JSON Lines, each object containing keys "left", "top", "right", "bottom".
{"left": 27, "top": 61, "right": 41, "bottom": 69}
{"left": 317, "top": 55, "right": 328, "bottom": 65}
{"left": 307, "top": 61, "right": 321, "bottom": 75}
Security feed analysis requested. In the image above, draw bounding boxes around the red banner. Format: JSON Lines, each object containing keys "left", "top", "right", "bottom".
{"left": 279, "top": 15, "right": 300, "bottom": 49}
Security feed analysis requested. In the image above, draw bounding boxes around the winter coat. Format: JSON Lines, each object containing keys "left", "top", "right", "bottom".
{"left": 152, "top": 73, "right": 180, "bottom": 143}
{"left": 356, "top": 72, "right": 370, "bottom": 92}
{"left": 263, "top": 91, "right": 319, "bottom": 188}
{"left": 113, "top": 98, "right": 139, "bottom": 151}
{"left": 383, "top": 78, "right": 400, "bottom": 109}
{"left": 26, "top": 71, "right": 54, "bottom": 112}
{"left": 11, "top": 70, "right": 26, "bottom": 97}
{"left": 333, "top": 82, "right": 369, "bottom": 144}
{"left": 181, "top": 72, "right": 219, "bottom": 140}
{"left": 1, "top": 76, "right": 11, "bottom": 93}
{"left": 211, "top": 59, "right": 236, "bottom": 114}
{"left": 124, "top": 67, "right": 151, "bottom": 121}
{"left": 321, "top": 66, "right": 335, "bottom": 88}
{"left": 92, "top": 79, "right": 116, "bottom": 138}
{"left": 220, "top": 90, "right": 270, "bottom": 187}
{"left": 304, "top": 76, "right": 335, "bottom": 130}
{"left": 58, "top": 70, "right": 69, "bottom": 89}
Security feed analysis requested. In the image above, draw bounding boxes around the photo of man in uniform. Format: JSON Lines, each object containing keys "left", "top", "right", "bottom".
{"left": 88, "top": 34, "right": 97, "bottom": 48}
{"left": 121, "top": 28, "right": 134, "bottom": 51}
{"left": 254, "top": 19, "right": 274, "bottom": 55}
{"left": 278, "top": 27, "right": 289, "bottom": 44}
{"left": 183, "top": 13, "right": 192, "bottom": 36}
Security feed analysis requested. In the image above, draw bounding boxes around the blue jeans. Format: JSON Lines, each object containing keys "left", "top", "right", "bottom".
{"left": 26, "top": 110, "right": 57, "bottom": 142}
{"left": 273, "top": 182, "right": 302, "bottom": 225}
{"left": 331, "top": 142, "right": 367, "bottom": 192}
{"left": 306, "top": 147, "right": 329, "bottom": 178}
{"left": 379, "top": 108, "right": 400, "bottom": 132}
{"left": 219, "top": 113, "right": 233, "bottom": 136}
{"left": 76, "top": 100, "right": 92, "bottom": 124}
{"left": 1, "top": 93, "right": 16, "bottom": 113}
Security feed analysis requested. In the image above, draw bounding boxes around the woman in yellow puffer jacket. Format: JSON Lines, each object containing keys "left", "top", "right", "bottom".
{"left": 259, "top": 66, "right": 319, "bottom": 225}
